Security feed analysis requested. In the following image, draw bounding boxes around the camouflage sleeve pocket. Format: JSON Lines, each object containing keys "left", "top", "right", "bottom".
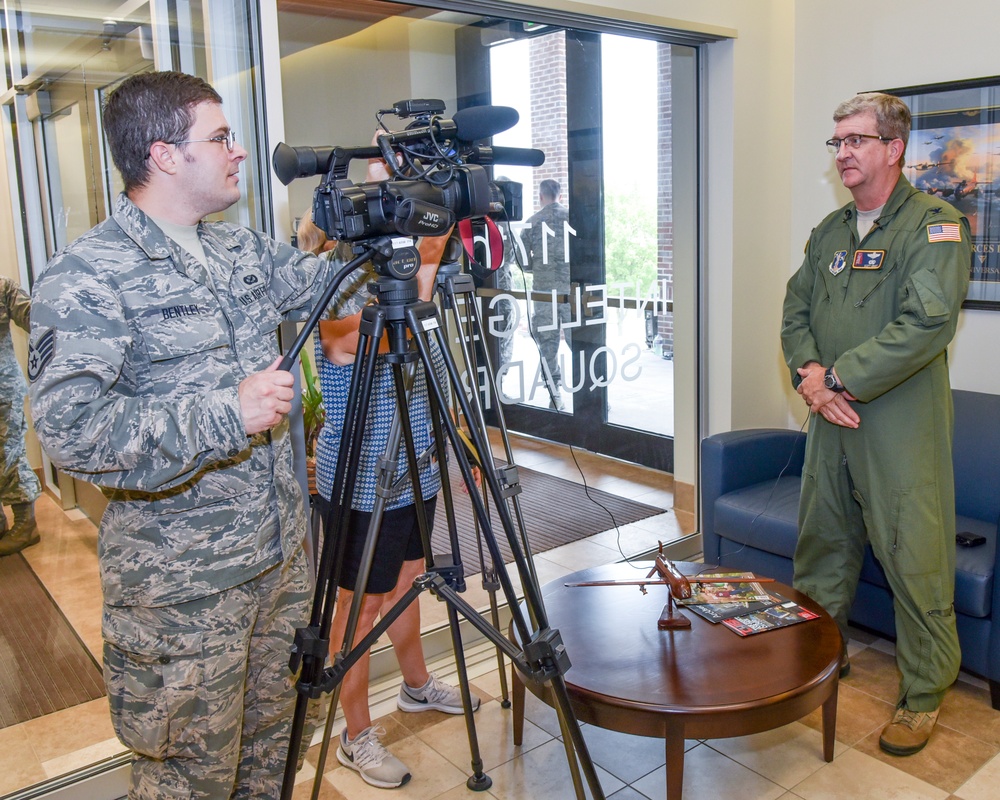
{"left": 103, "top": 609, "right": 207, "bottom": 760}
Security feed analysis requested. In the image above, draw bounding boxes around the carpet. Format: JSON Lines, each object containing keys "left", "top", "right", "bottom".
{"left": 0, "top": 553, "right": 106, "bottom": 728}
{"left": 431, "top": 459, "right": 663, "bottom": 571}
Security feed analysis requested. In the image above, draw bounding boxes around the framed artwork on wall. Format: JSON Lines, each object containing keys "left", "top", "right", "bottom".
{"left": 881, "top": 76, "right": 1000, "bottom": 310}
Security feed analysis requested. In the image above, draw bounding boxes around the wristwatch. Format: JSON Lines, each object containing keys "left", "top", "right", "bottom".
{"left": 824, "top": 366, "right": 846, "bottom": 393}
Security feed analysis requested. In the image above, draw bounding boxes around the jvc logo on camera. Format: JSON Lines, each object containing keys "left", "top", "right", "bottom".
{"left": 419, "top": 212, "right": 443, "bottom": 227}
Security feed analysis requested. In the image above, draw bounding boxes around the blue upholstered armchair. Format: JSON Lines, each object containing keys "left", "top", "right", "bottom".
{"left": 701, "top": 389, "right": 1000, "bottom": 709}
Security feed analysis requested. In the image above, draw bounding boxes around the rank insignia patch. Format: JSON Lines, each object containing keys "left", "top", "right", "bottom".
{"left": 27, "top": 327, "right": 55, "bottom": 382}
{"left": 927, "top": 223, "right": 962, "bottom": 243}
{"left": 852, "top": 250, "right": 886, "bottom": 269}
{"left": 829, "top": 250, "right": 847, "bottom": 276}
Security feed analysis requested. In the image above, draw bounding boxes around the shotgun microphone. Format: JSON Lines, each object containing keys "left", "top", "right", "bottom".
{"left": 453, "top": 105, "right": 520, "bottom": 142}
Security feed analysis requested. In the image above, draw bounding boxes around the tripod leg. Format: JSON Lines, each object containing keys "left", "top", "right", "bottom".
{"left": 486, "top": 573, "right": 511, "bottom": 707}
{"left": 435, "top": 278, "right": 512, "bottom": 703}
{"left": 549, "top": 676, "right": 605, "bottom": 800}
{"left": 555, "top": 699, "right": 588, "bottom": 800}
{"left": 445, "top": 603, "right": 492, "bottom": 791}
{"left": 510, "top": 660, "right": 525, "bottom": 746}
{"left": 436, "top": 274, "right": 545, "bottom": 610}
{"left": 402, "top": 290, "right": 604, "bottom": 799}
{"left": 309, "top": 681, "right": 344, "bottom": 800}
{"left": 281, "top": 309, "right": 387, "bottom": 800}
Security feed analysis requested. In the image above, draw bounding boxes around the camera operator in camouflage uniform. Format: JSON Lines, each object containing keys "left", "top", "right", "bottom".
{"left": 27, "top": 71, "right": 343, "bottom": 799}
{"left": 0, "top": 276, "right": 40, "bottom": 556}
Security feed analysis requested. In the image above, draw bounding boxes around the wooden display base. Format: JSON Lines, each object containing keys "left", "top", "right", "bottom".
{"left": 657, "top": 596, "right": 691, "bottom": 629}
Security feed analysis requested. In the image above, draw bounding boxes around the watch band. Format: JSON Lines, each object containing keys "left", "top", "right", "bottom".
{"left": 824, "top": 366, "right": 846, "bottom": 393}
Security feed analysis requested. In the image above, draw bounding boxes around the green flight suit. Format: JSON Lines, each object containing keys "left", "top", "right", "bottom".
{"left": 781, "top": 175, "right": 970, "bottom": 712}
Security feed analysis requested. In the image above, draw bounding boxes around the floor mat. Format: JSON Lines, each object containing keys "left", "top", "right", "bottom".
{"left": 431, "top": 458, "right": 664, "bottom": 571}
{"left": 0, "top": 553, "right": 105, "bottom": 728}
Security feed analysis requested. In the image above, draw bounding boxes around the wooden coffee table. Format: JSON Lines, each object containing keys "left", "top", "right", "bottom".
{"left": 510, "top": 562, "right": 841, "bottom": 799}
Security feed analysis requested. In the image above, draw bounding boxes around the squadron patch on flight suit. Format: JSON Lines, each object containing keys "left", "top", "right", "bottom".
{"left": 926, "top": 223, "right": 962, "bottom": 243}
{"left": 852, "top": 250, "right": 886, "bottom": 269}
{"left": 829, "top": 250, "right": 847, "bottom": 276}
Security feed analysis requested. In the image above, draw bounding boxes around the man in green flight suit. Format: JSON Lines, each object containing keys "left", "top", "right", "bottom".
{"left": 781, "top": 92, "right": 970, "bottom": 756}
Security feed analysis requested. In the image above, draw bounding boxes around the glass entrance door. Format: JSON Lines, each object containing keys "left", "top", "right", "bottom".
{"left": 478, "top": 27, "right": 697, "bottom": 472}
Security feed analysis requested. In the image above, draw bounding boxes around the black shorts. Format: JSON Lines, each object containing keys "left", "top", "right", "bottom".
{"left": 315, "top": 495, "right": 437, "bottom": 594}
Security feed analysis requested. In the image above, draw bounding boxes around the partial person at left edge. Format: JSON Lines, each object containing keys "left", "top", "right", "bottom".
{"left": 26, "top": 71, "right": 344, "bottom": 799}
{"left": 0, "top": 276, "right": 41, "bottom": 556}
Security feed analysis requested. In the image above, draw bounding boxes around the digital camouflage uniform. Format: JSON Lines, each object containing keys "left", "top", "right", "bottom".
{"left": 28, "top": 193, "right": 343, "bottom": 799}
{"left": 0, "top": 277, "right": 40, "bottom": 511}
{"left": 524, "top": 201, "right": 571, "bottom": 385}
{"left": 782, "top": 175, "right": 970, "bottom": 713}
{"left": 493, "top": 225, "right": 517, "bottom": 367}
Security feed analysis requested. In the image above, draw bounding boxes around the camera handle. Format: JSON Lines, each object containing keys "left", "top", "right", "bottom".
{"left": 278, "top": 237, "right": 414, "bottom": 372}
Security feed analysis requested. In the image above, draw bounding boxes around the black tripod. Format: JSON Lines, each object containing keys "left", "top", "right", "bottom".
{"left": 278, "top": 237, "right": 604, "bottom": 800}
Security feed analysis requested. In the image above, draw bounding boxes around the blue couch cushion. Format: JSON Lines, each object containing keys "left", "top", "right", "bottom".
{"left": 855, "top": 515, "right": 994, "bottom": 619}
{"left": 714, "top": 479, "right": 995, "bottom": 620}
{"left": 954, "top": 516, "right": 996, "bottom": 618}
{"left": 713, "top": 476, "right": 801, "bottom": 559}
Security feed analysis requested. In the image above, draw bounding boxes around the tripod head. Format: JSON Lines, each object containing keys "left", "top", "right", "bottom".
{"left": 367, "top": 275, "right": 422, "bottom": 361}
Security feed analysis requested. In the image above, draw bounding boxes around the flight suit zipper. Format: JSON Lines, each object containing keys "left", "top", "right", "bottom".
{"left": 854, "top": 263, "right": 898, "bottom": 307}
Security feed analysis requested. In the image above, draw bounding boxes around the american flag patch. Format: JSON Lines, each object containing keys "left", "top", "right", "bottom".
{"left": 926, "top": 223, "right": 962, "bottom": 243}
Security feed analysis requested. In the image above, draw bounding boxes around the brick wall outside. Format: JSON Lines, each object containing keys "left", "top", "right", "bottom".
{"left": 528, "top": 33, "right": 569, "bottom": 206}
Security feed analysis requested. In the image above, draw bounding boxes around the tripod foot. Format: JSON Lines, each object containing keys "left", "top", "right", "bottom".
{"left": 500, "top": 698, "right": 512, "bottom": 709}
{"left": 467, "top": 772, "right": 493, "bottom": 792}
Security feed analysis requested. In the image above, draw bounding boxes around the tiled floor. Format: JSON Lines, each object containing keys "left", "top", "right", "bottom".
{"left": 3, "top": 432, "right": 1000, "bottom": 800}
{"left": 294, "top": 630, "right": 1000, "bottom": 800}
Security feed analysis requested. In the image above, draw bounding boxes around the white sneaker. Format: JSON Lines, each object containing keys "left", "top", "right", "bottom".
{"left": 337, "top": 726, "right": 411, "bottom": 789}
{"left": 397, "top": 673, "right": 480, "bottom": 714}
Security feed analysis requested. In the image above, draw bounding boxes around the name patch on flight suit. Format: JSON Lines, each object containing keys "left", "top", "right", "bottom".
{"left": 852, "top": 250, "right": 886, "bottom": 269}
{"left": 829, "top": 250, "right": 847, "bottom": 276}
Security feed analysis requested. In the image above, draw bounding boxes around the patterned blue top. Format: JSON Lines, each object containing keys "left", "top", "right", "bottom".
{"left": 314, "top": 261, "right": 446, "bottom": 511}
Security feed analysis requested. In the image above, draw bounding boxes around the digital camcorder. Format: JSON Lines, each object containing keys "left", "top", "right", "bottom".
{"left": 272, "top": 99, "right": 542, "bottom": 278}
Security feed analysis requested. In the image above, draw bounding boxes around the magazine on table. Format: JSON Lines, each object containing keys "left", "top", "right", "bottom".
{"left": 678, "top": 573, "right": 773, "bottom": 605}
{"left": 721, "top": 597, "right": 821, "bottom": 636}
{"left": 684, "top": 594, "right": 782, "bottom": 623}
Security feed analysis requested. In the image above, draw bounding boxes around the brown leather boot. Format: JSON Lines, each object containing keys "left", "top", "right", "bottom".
{"left": 879, "top": 707, "right": 939, "bottom": 756}
{"left": 0, "top": 503, "right": 39, "bottom": 556}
